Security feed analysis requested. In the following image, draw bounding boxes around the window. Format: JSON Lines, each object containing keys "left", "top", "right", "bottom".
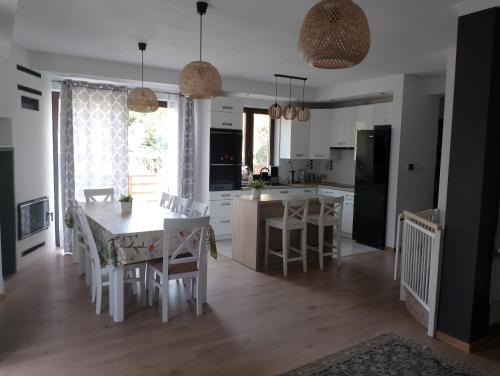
{"left": 242, "top": 108, "right": 275, "bottom": 174}
{"left": 128, "top": 101, "right": 178, "bottom": 202}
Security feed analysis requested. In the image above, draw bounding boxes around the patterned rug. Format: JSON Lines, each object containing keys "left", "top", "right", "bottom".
{"left": 281, "top": 333, "right": 482, "bottom": 376}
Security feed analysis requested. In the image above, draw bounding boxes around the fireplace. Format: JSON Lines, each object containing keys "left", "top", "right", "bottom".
{"left": 17, "top": 197, "right": 50, "bottom": 240}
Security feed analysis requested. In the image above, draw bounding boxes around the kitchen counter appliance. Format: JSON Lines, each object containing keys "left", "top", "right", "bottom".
{"left": 210, "top": 129, "right": 242, "bottom": 191}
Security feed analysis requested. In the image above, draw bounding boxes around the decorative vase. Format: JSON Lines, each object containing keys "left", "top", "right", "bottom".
{"left": 251, "top": 188, "right": 261, "bottom": 199}
{"left": 120, "top": 201, "right": 132, "bottom": 214}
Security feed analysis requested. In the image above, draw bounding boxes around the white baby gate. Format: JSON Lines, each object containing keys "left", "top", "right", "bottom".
{"left": 394, "top": 209, "right": 444, "bottom": 337}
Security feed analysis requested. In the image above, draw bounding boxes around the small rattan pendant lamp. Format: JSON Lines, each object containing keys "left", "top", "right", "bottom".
{"left": 179, "top": 1, "right": 222, "bottom": 99}
{"left": 298, "top": 0, "right": 370, "bottom": 69}
{"left": 128, "top": 42, "right": 159, "bottom": 113}
{"left": 296, "top": 80, "right": 310, "bottom": 122}
{"left": 268, "top": 75, "right": 282, "bottom": 119}
{"left": 282, "top": 78, "right": 296, "bottom": 120}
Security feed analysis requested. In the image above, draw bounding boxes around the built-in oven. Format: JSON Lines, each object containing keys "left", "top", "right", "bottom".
{"left": 210, "top": 129, "right": 242, "bottom": 191}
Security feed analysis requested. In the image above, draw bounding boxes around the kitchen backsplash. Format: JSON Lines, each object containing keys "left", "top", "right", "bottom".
{"left": 313, "top": 149, "right": 355, "bottom": 185}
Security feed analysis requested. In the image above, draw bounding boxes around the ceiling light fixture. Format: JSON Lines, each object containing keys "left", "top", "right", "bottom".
{"left": 179, "top": 1, "right": 222, "bottom": 99}
{"left": 268, "top": 75, "right": 282, "bottom": 120}
{"left": 296, "top": 80, "right": 310, "bottom": 122}
{"left": 282, "top": 78, "right": 296, "bottom": 120}
{"left": 127, "top": 42, "right": 159, "bottom": 113}
{"left": 298, "top": 0, "right": 370, "bottom": 69}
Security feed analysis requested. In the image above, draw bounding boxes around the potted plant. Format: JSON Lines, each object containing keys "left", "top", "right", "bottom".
{"left": 119, "top": 194, "right": 133, "bottom": 213}
{"left": 248, "top": 180, "right": 266, "bottom": 199}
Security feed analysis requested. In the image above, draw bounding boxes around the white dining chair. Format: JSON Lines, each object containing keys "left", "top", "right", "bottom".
{"left": 264, "top": 198, "right": 309, "bottom": 276}
{"left": 74, "top": 203, "right": 146, "bottom": 314}
{"left": 188, "top": 201, "right": 209, "bottom": 217}
{"left": 84, "top": 188, "right": 115, "bottom": 203}
{"left": 147, "top": 216, "right": 210, "bottom": 322}
{"left": 160, "top": 192, "right": 173, "bottom": 210}
{"left": 307, "top": 196, "right": 344, "bottom": 269}
{"left": 68, "top": 200, "right": 92, "bottom": 285}
{"left": 171, "top": 196, "right": 191, "bottom": 215}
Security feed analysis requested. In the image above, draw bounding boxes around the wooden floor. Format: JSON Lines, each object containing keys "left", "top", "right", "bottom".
{"left": 1, "top": 248, "right": 499, "bottom": 376}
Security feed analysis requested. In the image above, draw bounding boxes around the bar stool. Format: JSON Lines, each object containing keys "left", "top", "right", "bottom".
{"left": 307, "top": 196, "right": 344, "bottom": 269}
{"left": 264, "top": 198, "right": 309, "bottom": 276}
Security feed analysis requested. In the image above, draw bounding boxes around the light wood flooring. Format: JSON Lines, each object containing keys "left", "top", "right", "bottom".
{"left": 1, "top": 248, "right": 499, "bottom": 376}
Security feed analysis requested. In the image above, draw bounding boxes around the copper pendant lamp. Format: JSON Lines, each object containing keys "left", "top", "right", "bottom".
{"left": 268, "top": 75, "right": 282, "bottom": 119}
{"left": 128, "top": 42, "right": 159, "bottom": 113}
{"left": 282, "top": 78, "right": 296, "bottom": 120}
{"left": 179, "top": 2, "right": 222, "bottom": 99}
{"left": 298, "top": 0, "right": 370, "bottom": 69}
{"left": 295, "top": 80, "right": 310, "bottom": 122}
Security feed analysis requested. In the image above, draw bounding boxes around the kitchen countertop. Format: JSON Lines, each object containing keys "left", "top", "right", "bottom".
{"left": 241, "top": 182, "right": 354, "bottom": 192}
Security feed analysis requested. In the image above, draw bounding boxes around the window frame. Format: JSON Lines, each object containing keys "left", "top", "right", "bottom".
{"left": 243, "top": 107, "right": 275, "bottom": 173}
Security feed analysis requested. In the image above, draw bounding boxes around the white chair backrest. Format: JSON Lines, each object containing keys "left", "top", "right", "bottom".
{"left": 319, "top": 196, "right": 344, "bottom": 222}
{"left": 84, "top": 188, "right": 114, "bottom": 203}
{"left": 282, "top": 198, "right": 309, "bottom": 227}
{"left": 189, "top": 201, "right": 209, "bottom": 217}
{"left": 160, "top": 192, "right": 173, "bottom": 210}
{"left": 163, "top": 216, "right": 210, "bottom": 274}
{"left": 74, "top": 204, "right": 102, "bottom": 269}
{"left": 171, "top": 196, "right": 191, "bottom": 214}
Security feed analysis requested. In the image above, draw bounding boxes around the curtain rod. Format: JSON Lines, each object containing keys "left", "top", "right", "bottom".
{"left": 51, "top": 79, "right": 182, "bottom": 96}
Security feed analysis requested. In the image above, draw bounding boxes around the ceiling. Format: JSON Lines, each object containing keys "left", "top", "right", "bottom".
{"left": 12, "top": 0, "right": 465, "bottom": 88}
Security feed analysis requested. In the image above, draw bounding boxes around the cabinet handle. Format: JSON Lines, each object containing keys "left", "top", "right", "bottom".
{"left": 345, "top": 202, "right": 354, "bottom": 206}
{"left": 295, "top": 154, "right": 304, "bottom": 157}
{"left": 220, "top": 194, "right": 231, "bottom": 197}
{"left": 220, "top": 219, "right": 231, "bottom": 224}
{"left": 220, "top": 202, "right": 231, "bottom": 206}
{"left": 315, "top": 154, "right": 324, "bottom": 158}
{"left": 303, "top": 190, "right": 312, "bottom": 193}
{"left": 221, "top": 122, "right": 233, "bottom": 126}
{"left": 280, "top": 190, "right": 289, "bottom": 194}
{"left": 222, "top": 106, "right": 234, "bottom": 110}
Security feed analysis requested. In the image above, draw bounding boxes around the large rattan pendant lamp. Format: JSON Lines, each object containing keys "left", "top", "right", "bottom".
{"left": 128, "top": 42, "right": 159, "bottom": 113}
{"left": 179, "top": 1, "right": 222, "bottom": 99}
{"left": 298, "top": 0, "right": 370, "bottom": 69}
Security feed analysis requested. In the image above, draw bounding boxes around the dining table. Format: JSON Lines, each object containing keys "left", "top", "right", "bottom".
{"left": 80, "top": 201, "right": 208, "bottom": 322}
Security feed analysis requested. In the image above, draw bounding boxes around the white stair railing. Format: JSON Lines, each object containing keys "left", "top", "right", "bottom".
{"left": 394, "top": 209, "right": 444, "bottom": 337}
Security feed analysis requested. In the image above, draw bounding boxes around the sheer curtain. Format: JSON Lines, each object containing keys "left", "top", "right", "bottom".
{"left": 178, "top": 96, "right": 195, "bottom": 200}
{"left": 60, "top": 80, "right": 129, "bottom": 251}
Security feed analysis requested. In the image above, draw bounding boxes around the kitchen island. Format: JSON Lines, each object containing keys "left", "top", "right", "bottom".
{"left": 232, "top": 193, "right": 322, "bottom": 271}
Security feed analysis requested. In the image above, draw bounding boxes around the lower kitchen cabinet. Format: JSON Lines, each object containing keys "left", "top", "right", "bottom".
{"left": 209, "top": 190, "right": 241, "bottom": 239}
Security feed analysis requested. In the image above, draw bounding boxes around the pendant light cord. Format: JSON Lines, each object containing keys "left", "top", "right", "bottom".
{"left": 141, "top": 49, "right": 144, "bottom": 88}
{"left": 302, "top": 80, "right": 305, "bottom": 109}
{"left": 199, "top": 13, "right": 203, "bottom": 61}
{"left": 275, "top": 76, "right": 278, "bottom": 105}
{"left": 288, "top": 78, "right": 292, "bottom": 107}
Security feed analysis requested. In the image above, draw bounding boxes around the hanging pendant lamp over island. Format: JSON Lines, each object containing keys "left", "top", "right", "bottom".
{"left": 179, "top": 1, "right": 222, "bottom": 99}
{"left": 298, "top": 0, "right": 370, "bottom": 69}
{"left": 128, "top": 42, "right": 159, "bottom": 113}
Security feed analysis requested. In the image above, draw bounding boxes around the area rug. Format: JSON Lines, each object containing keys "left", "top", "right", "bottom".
{"left": 280, "top": 333, "right": 482, "bottom": 376}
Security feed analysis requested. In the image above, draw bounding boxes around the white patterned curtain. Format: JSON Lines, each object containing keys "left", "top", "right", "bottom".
{"left": 178, "top": 97, "right": 195, "bottom": 200}
{"left": 60, "top": 80, "right": 129, "bottom": 251}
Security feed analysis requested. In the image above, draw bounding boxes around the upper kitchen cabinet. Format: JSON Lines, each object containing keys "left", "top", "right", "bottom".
{"left": 210, "top": 97, "right": 243, "bottom": 130}
{"left": 309, "top": 109, "right": 332, "bottom": 159}
{"left": 279, "top": 118, "right": 310, "bottom": 159}
{"left": 211, "top": 97, "right": 243, "bottom": 114}
{"left": 374, "top": 102, "right": 393, "bottom": 125}
{"left": 331, "top": 107, "right": 356, "bottom": 148}
{"left": 355, "top": 104, "right": 374, "bottom": 131}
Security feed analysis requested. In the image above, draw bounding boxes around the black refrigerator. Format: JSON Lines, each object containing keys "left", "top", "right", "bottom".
{"left": 352, "top": 126, "right": 391, "bottom": 249}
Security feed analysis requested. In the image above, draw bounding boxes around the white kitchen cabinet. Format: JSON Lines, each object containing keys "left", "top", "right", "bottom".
{"left": 331, "top": 107, "right": 356, "bottom": 148}
{"left": 355, "top": 104, "right": 374, "bottom": 131}
{"left": 279, "top": 118, "right": 310, "bottom": 159}
{"left": 209, "top": 190, "right": 242, "bottom": 239}
{"left": 309, "top": 109, "right": 332, "bottom": 159}
{"left": 211, "top": 97, "right": 243, "bottom": 114}
{"left": 210, "top": 111, "right": 243, "bottom": 130}
{"left": 374, "top": 102, "right": 393, "bottom": 125}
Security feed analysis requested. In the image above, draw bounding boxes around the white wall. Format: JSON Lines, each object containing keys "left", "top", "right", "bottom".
{"left": 0, "top": 45, "right": 55, "bottom": 270}
{"left": 314, "top": 149, "right": 355, "bottom": 186}
{"left": 395, "top": 76, "right": 441, "bottom": 220}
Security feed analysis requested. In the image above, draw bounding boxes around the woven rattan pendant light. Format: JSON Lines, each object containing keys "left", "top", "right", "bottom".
{"left": 179, "top": 2, "right": 222, "bottom": 99}
{"left": 295, "top": 80, "right": 310, "bottom": 122}
{"left": 128, "top": 42, "right": 159, "bottom": 113}
{"left": 282, "top": 78, "right": 296, "bottom": 120}
{"left": 298, "top": 0, "right": 370, "bottom": 69}
{"left": 268, "top": 75, "right": 282, "bottom": 119}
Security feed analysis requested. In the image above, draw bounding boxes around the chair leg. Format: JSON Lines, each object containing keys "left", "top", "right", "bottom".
{"left": 161, "top": 276, "right": 169, "bottom": 323}
{"left": 191, "top": 278, "right": 195, "bottom": 299}
{"left": 147, "top": 268, "right": 154, "bottom": 307}
{"left": 318, "top": 225, "right": 324, "bottom": 270}
{"left": 282, "top": 229, "right": 288, "bottom": 277}
{"left": 302, "top": 228, "right": 307, "bottom": 273}
{"left": 264, "top": 223, "right": 270, "bottom": 270}
{"left": 138, "top": 265, "right": 146, "bottom": 307}
{"left": 91, "top": 261, "right": 96, "bottom": 303}
{"left": 95, "top": 267, "right": 102, "bottom": 315}
{"left": 196, "top": 278, "right": 202, "bottom": 316}
{"left": 336, "top": 224, "right": 342, "bottom": 267}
